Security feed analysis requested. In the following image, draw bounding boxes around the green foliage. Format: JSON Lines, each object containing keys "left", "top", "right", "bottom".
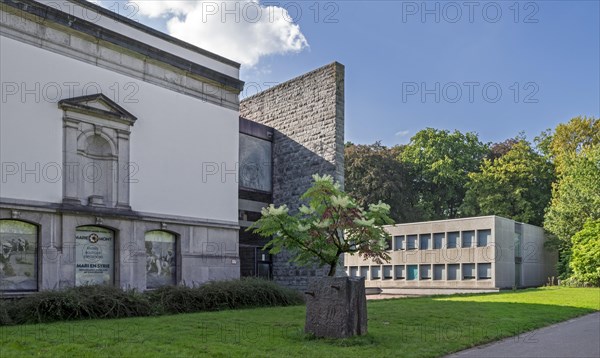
{"left": 556, "top": 248, "right": 573, "bottom": 280}
{"left": 487, "top": 137, "right": 521, "bottom": 162}
{"left": 0, "top": 288, "right": 598, "bottom": 357}
{"left": 542, "top": 117, "right": 600, "bottom": 279}
{"left": 4, "top": 285, "right": 153, "bottom": 325}
{"left": 400, "top": 128, "right": 489, "bottom": 219}
{"left": 147, "top": 278, "right": 303, "bottom": 314}
{"left": 568, "top": 220, "right": 600, "bottom": 286}
{"left": 250, "top": 174, "right": 394, "bottom": 276}
{"left": 461, "top": 140, "right": 554, "bottom": 226}
{"left": 547, "top": 116, "right": 600, "bottom": 175}
{"left": 344, "top": 142, "right": 421, "bottom": 222}
{"left": 544, "top": 145, "right": 600, "bottom": 243}
{"left": 0, "top": 279, "right": 303, "bottom": 326}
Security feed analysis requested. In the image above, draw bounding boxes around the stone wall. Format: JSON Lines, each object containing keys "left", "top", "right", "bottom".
{"left": 240, "top": 62, "right": 345, "bottom": 290}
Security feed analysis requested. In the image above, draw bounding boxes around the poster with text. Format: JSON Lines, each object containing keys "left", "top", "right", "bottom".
{"left": 75, "top": 226, "right": 114, "bottom": 286}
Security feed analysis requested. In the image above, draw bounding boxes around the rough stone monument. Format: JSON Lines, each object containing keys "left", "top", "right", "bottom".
{"left": 304, "top": 276, "right": 368, "bottom": 338}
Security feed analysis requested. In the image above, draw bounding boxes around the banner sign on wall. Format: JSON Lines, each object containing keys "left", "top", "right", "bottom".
{"left": 0, "top": 220, "right": 38, "bottom": 291}
{"left": 145, "top": 231, "right": 176, "bottom": 289}
{"left": 75, "top": 226, "right": 114, "bottom": 286}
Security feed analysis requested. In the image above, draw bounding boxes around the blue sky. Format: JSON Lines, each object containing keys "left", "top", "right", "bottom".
{"left": 101, "top": 1, "right": 599, "bottom": 146}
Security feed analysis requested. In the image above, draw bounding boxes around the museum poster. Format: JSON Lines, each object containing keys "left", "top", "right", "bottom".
{"left": 0, "top": 220, "right": 38, "bottom": 291}
{"left": 75, "top": 226, "right": 114, "bottom": 286}
{"left": 145, "top": 231, "right": 176, "bottom": 288}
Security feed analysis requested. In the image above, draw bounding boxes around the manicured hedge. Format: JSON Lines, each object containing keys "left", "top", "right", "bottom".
{"left": 0, "top": 278, "right": 303, "bottom": 325}
{"left": 148, "top": 278, "right": 305, "bottom": 314}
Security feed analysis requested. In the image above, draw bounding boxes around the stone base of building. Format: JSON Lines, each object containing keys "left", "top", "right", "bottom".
{"left": 0, "top": 200, "right": 240, "bottom": 293}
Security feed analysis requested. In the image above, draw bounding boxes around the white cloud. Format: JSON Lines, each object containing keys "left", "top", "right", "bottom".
{"left": 395, "top": 130, "right": 410, "bottom": 137}
{"left": 134, "top": 0, "right": 308, "bottom": 67}
{"left": 135, "top": 1, "right": 197, "bottom": 18}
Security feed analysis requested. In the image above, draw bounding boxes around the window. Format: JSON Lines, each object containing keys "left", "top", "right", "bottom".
{"left": 256, "top": 249, "right": 272, "bottom": 280}
{"left": 145, "top": 231, "right": 177, "bottom": 289}
{"left": 394, "top": 265, "right": 405, "bottom": 279}
{"left": 462, "top": 231, "right": 475, "bottom": 248}
{"left": 75, "top": 226, "right": 114, "bottom": 286}
{"left": 371, "top": 266, "right": 381, "bottom": 280}
{"left": 407, "top": 265, "right": 418, "bottom": 280}
{"left": 433, "top": 233, "right": 444, "bottom": 249}
{"left": 478, "top": 263, "right": 492, "bottom": 279}
{"left": 385, "top": 237, "right": 393, "bottom": 251}
{"left": 514, "top": 223, "right": 523, "bottom": 258}
{"left": 447, "top": 264, "right": 460, "bottom": 280}
{"left": 433, "top": 264, "right": 445, "bottom": 280}
{"left": 0, "top": 220, "right": 38, "bottom": 292}
{"left": 349, "top": 266, "right": 359, "bottom": 277}
{"left": 360, "top": 266, "right": 369, "bottom": 279}
{"left": 394, "top": 235, "right": 405, "bottom": 250}
{"left": 477, "top": 229, "right": 491, "bottom": 247}
{"left": 407, "top": 235, "right": 418, "bottom": 250}
{"left": 239, "top": 133, "right": 272, "bottom": 192}
{"left": 447, "top": 232, "right": 459, "bottom": 248}
{"left": 420, "top": 234, "right": 431, "bottom": 250}
{"left": 383, "top": 265, "right": 393, "bottom": 279}
{"left": 420, "top": 265, "right": 431, "bottom": 279}
{"left": 462, "top": 263, "right": 475, "bottom": 279}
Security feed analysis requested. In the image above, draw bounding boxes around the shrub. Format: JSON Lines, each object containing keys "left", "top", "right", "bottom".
{"left": 148, "top": 278, "right": 304, "bottom": 314}
{"left": 569, "top": 219, "right": 600, "bottom": 287}
{"left": 147, "top": 285, "right": 205, "bottom": 314}
{"left": 7, "top": 285, "right": 153, "bottom": 325}
{"left": 0, "top": 278, "right": 303, "bottom": 326}
{"left": 198, "top": 278, "right": 304, "bottom": 309}
{"left": 0, "top": 297, "right": 13, "bottom": 325}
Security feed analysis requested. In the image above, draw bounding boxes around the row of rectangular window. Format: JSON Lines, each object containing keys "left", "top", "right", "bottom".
{"left": 387, "top": 229, "right": 492, "bottom": 251}
{"left": 347, "top": 263, "right": 492, "bottom": 281}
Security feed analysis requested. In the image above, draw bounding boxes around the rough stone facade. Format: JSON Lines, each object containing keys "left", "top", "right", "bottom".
{"left": 240, "top": 62, "right": 345, "bottom": 290}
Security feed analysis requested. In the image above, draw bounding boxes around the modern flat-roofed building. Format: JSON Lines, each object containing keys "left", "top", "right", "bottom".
{"left": 344, "top": 216, "right": 557, "bottom": 291}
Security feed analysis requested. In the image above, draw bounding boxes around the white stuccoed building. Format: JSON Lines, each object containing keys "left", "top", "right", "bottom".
{"left": 0, "top": 0, "right": 243, "bottom": 292}
{"left": 0, "top": 0, "right": 346, "bottom": 294}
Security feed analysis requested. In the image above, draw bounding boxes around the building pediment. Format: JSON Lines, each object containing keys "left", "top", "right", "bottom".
{"left": 58, "top": 94, "right": 137, "bottom": 125}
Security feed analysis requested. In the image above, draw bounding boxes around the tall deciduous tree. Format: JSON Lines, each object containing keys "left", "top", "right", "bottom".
{"left": 545, "top": 144, "right": 600, "bottom": 243}
{"left": 461, "top": 140, "right": 554, "bottom": 226}
{"left": 543, "top": 117, "right": 600, "bottom": 280}
{"left": 547, "top": 116, "right": 600, "bottom": 175}
{"left": 250, "top": 174, "right": 394, "bottom": 276}
{"left": 345, "top": 142, "right": 420, "bottom": 223}
{"left": 400, "top": 128, "right": 489, "bottom": 219}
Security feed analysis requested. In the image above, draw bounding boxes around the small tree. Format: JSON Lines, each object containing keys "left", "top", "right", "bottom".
{"left": 250, "top": 174, "right": 394, "bottom": 276}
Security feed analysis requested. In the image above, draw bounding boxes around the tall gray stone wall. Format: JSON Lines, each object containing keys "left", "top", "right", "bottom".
{"left": 240, "top": 62, "right": 345, "bottom": 290}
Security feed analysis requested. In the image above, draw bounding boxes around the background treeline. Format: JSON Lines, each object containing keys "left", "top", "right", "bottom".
{"left": 345, "top": 116, "right": 599, "bottom": 286}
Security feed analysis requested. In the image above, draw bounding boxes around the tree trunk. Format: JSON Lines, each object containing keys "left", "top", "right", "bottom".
{"left": 327, "top": 263, "right": 337, "bottom": 276}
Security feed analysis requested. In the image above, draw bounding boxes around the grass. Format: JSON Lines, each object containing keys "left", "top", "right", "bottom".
{"left": 1, "top": 287, "right": 598, "bottom": 357}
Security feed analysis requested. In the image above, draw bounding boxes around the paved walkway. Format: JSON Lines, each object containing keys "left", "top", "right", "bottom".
{"left": 445, "top": 312, "right": 600, "bottom": 358}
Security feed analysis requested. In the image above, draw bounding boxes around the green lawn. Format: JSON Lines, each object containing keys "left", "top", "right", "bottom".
{"left": 1, "top": 287, "right": 598, "bottom": 357}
